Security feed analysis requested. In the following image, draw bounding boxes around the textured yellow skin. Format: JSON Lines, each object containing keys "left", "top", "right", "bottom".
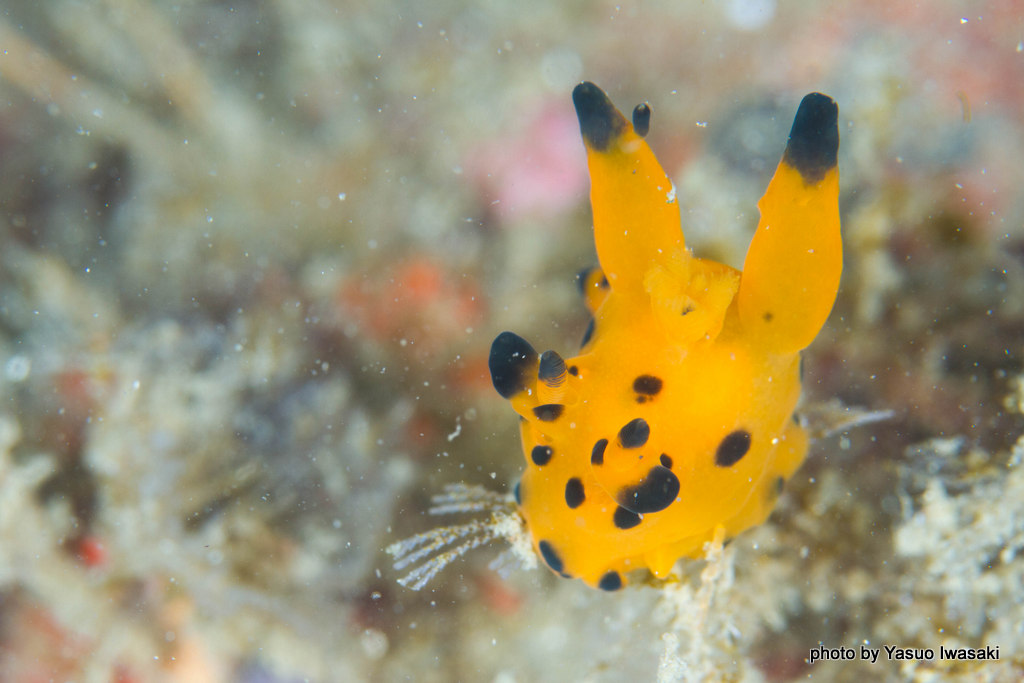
{"left": 500, "top": 86, "right": 840, "bottom": 589}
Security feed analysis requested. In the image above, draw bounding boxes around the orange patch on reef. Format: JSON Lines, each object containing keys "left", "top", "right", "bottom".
{"left": 74, "top": 535, "right": 108, "bottom": 568}
{"left": 445, "top": 352, "right": 492, "bottom": 395}
{"left": 475, "top": 574, "right": 523, "bottom": 617}
{"left": 336, "top": 256, "right": 485, "bottom": 356}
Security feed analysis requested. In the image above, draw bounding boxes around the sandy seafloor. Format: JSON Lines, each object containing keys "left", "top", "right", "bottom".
{"left": 1, "top": 1, "right": 1023, "bottom": 681}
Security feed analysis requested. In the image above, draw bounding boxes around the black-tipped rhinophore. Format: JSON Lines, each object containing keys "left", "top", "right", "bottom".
{"left": 489, "top": 331, "right": 539, "bottom": 399}
{"left": 538, "top": 350, "right": 567, "bottom": 388}
{"left": 782, "top": 92, "right": 839, "bottom": 184}
{"left": 572, "top": 81, "right": 627, "bottom": 151}
{"left": 632, "top": 103, "right": 651, "bottom": 137}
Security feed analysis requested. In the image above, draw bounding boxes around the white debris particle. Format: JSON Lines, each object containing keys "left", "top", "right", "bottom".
{"left": 3, "top": 356, "right": 31, "bottom": 382}
{"left": 446, "top": 418, "right": 462, "bottom": 442}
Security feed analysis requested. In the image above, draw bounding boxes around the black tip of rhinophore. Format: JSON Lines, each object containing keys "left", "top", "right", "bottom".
{"left": 632, "top": 103, "right": 651, "bottom": 137}
{"left": 489, "top": 331, "right": 539, "bottom": 399}
{"left": 782, "top": 92, "right": 839, "bottom": 184}
{"left": 572, "top": 81, "right": 627, "bottom": 151}
{"left": 538, "top": 350, "right": 567, "bottom": 388}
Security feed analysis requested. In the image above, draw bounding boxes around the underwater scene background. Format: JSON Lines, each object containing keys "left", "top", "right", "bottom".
{"left": 0, "top": 0, "right": 1022, "bottom": 681}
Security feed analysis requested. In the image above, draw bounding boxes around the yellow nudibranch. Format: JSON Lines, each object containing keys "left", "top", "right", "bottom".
{"left": 487, "top": 82, "right": 841, "bottom": 590}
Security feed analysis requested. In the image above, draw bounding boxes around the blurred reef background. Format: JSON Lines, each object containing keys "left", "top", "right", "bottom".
{"left": 1, "top": 1, "right": 1023, "bottom": 681}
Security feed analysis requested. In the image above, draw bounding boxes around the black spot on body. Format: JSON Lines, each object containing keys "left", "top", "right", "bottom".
{"left": 573, "top": 82, "right": 627, "bottom": 152}
{"left": 782, "top": 92, "right": 839, "bottom": 184}
{"left": 576, "top": 266, "right": 609, "bottom": 295}
{"left": 715, "top": 430, "right": 752, "bottom": 467}
{"left": 533, "top": 404, "right": 564, "bottom": 422}
{"left": 613, "top": 506, "right": 642, "bottom": 529}
{"left": 633, "top": 375, "right": 663, "bottom": 397}
{"left": 489, "top": 332, "right": 538, "bottom": 399}
{"left": 538, "top": 540, "right": 564, "bottom": 574}
{"left": 580, "top": 317, "right": 595, "bottom": 348}
{"left": 618, "top": 418, "right": 650, "bottom": 448}
{"left": 659, "top": 453, "right": 672, "bottom": 469}
{"left": 591, "top": 438, "right": 608, "bottom": 465}
{"left": 568, "top": 365, "right": 579, "bottom": 376}
{"left": 618, "top": 466, "right": 680, "bottom": 513}
{"left": 565, "top": 478, "right": 585, "bottom": 508}
{"left": 531, "top": 445, "right": 553, "bottom": 466}
{"left": 632, "top": 102, "right": 651, "bottom": 137}
{"left": 575, "top": 266, "right": 597, "bottom": 295}
{"left": 513, "top": 480, "right": 523, "bottom": 505}
{"left": 538, "top": 350, "right": 567, "bottom": 388}
{"left": 598, "top": 571, "right": 623, "bottom": 591}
